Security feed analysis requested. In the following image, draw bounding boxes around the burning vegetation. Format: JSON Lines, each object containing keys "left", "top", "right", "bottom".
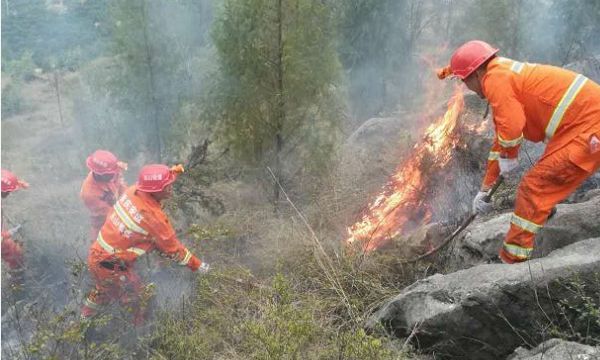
{"left": 347, "top": 87, "right": 491, "bottom": 252}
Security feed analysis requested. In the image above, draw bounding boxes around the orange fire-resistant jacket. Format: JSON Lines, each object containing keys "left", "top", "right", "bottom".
{"left": 80, "top": 172, "right": 127, "bottom": 237}
{"left": 481, "top": 57, "right": 600, "bottom": 188}
{"left": 89, "top": 185, "right": 201, "bottom": 271}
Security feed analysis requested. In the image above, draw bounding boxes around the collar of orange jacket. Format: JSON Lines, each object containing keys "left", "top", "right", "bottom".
{"left": 133, "top": 187, "right": 162, "bottom": 208}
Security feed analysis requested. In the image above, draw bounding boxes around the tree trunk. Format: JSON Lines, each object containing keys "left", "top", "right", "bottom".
{"left": 273, "top": 0, "right": 285, "bottom": 208}
{"left": 53, "top": 71, "right": 65, "bottom": 128}
{"left": 140, "top": 0, "right": 162, "bottom": 162}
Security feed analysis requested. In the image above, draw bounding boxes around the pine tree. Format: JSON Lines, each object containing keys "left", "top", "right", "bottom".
{"left": 210, "top": 0, "right": 342, "bottom": 201}
{"left": 105, "top": 0, "right": 213, "bottom": 161}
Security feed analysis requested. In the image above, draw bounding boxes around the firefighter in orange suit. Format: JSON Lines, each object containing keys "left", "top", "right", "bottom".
{"left": 1, "top": 169, "right": 28, "bottom": 271}
{"left": 80, "top": 150, "right": 128, "bottom": 241}
{"left": 81, "top": 164, "right": 210, "bottom": 324}
{"left": 438, "top": 40, "right": 600, "bottom": 264}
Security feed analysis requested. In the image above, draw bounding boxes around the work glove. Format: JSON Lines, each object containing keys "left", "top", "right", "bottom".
{"left": 499, "top": 157, "right": 519, "bottom": 176}
{"left": 198, "top": 262, "right": 210, "bottom": 274}
{"left": 472, "top": 191, "right": 493, "bottom": 215}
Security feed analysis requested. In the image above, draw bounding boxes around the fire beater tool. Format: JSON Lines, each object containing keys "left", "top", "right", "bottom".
{"left": 403, "top": 176, "right": 505, "bottom": 264}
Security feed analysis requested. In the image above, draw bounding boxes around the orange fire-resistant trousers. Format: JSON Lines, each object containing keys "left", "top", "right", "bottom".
{"left": 81, "top": 251, "right": 146, "bottom": 325}
{"left": 499, "top": 130, "right": 600, "bottom": 263}
{"left": 1, "top": 232, "right": 24, "bottom": 270}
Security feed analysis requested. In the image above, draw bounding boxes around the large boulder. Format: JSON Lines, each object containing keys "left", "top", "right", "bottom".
{"left": 368, "top": 238, "right": 600, "bottom": 360}
{"left": 446, "top": 194, "right": 600, "bottom": 269}
{"left": 507, "top": 338, "right": 600, "bottom": 360}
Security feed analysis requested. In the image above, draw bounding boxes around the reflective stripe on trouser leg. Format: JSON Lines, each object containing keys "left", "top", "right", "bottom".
{"left": 500, "top": 225, "right": 535, "bottom": 263}
{"left": 500, "top": 139, "right": 600, "bottom": 263}
{"left": 81, "top": 289, "right": 105, "bottom": 318}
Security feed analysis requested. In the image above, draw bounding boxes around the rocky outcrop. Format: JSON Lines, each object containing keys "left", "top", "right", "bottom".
{"left": 368, "top": 238, "right": 600, "bottom": 360}
{"left": 446, "top": 194, "right": 600, "bottom": 269}
{"left": 507, "top": 338, "right": 600, "bottom": 360}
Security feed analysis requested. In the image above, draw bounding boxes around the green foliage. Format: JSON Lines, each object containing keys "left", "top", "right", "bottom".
{"left": 1, "top": 0, "right": 109, "bottom": 69}
{"left": 550, "top": 274, "right": 600, "bottom": 345}
{"left": 450, "top": 0, "right": 600, "bottom": 64}
{"left": 546, "top": 0, "right": 600, "bottom": 64}
{"left": 149, "top": 266, "right": 411, "bottom": 359}
{"left": 1, "top": 80, "right": 25, "bottom": 117}
{"left": 17, "top": 309, "right": 127, "bottom": 360}
{"left": 1, "top": 51, "right": 37, "bottom": 117}
{"left": 2, "top": 51, "right": 37, "bottom": 81}
{"left": 73, "top": 0, "right": 214, "bottom": 161}
{"left": 453, "top": 0, "right": 524, "bottom": 57}
{"left": 334, "top": 329, "right": 395, "bottom": 360}
{"left": 209, "top": 0, "right": 343, "bottom": 170}
{"left": 240, "top": 273, "right": 318, "bottom": 359}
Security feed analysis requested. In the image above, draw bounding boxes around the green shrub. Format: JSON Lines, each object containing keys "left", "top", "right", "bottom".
{"left": 148, "top": 256, "right": 417, "bottom": 360}
{"left": 1, "top": 81, "right": 24, "bottom": 116}
{"left": 550, "top": 273, "right": 600, "bottom": 346}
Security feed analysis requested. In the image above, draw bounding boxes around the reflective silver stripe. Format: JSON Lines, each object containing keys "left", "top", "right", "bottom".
{"left": 97, "top": 233, "right": 116, "bottom": 254}
{"left": 114, "top": 201, "right": 148, "bottom": 236}
{"left": 503, "top": 243, "right": 533, "bottom": 259}
{"left": 84, "top": 297, "right": 102, "bottom": 310}
{"left": 178, "top": 249, "right": 192, "bottom": 266}
{"left": 498, "top": 133, "right": 523, "bottom": 148}
{"left": 545, "top": 74, "right": 588, "bottom": 141}
{"left": 511, "top": 213, "right": 542, "bottom": 234}
{"left": 510, "top": 61, "right": 525, "bottom": 73}
{"left": 128, "top": 247, "right": 146, "bottom": 256}
{"left": 488, "top": 151, "right": 500, "bottom": 161}
{"left": 96, "top": 233, "right": 146, "bottom": 256}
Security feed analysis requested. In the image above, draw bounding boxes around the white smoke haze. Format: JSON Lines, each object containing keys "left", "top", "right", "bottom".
{"left": 1, "top": 0, "right": 599, "bottom": 357}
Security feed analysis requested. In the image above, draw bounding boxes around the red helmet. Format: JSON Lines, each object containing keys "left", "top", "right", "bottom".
{"left": 1, "top": 169, "right": 28, "bottom": 193}
{"left": 449, "top": 40, "right": 499, "bottom": 80}
{"left": 86, "top": 150, "right": 120, "bottom": 175}
{"left": 136, "top": 164, "right": 184, "bottom": 193}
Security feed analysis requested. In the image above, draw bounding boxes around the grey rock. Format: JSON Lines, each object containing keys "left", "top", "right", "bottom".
{"left": 507, "top": 338, "right": 600, "bottom": 360}
{"left": 368, "top": 238, "right": 600, "bottom": 360}
{"left": 338, "top": 116, "right": 412, "bottom": 192}
{"left": 566, "top": 55, "right": 600, "bottom": 84}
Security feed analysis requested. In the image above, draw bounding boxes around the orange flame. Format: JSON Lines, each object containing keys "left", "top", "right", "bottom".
{"left": 347, "top": 87, "right": 465, "bottom": 252}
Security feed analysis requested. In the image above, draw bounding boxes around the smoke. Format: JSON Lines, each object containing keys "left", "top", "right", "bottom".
{"left": 2, "top": 1, "right": 216, "bottom": 355}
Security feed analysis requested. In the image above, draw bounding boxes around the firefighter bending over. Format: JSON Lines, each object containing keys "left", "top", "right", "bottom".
{"left": 81, "top": 164, "right": 210, "bottom": 324}
{"left": 438, "top": 40, "right": 600, "bottom": 264}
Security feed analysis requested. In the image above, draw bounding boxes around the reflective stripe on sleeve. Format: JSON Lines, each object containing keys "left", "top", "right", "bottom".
{"left": 178, "top": 249, "right": 192, "bottom": 266}
{"left": 502, "top": 243, "right": 533, "bottom": 260}
{"left": 510, "top": 61, "right": 525, "bottom": 74}
{"left": 510, "top": 213, "right": 542, "bottom": 234}
{"left": 84, "top": 297, "right": 102, "bottom": 310}
{"left": 545, "top": 74, "right": 588, "bottom": 141}
{"left": 114, "top": 202, "right": 148, "bottom": 236}
{"left": 128, "top": 247, "right": 146, "bottom": 256}
{"left": 498, "top": 133, "right": 523, "bottom": 148}
{"left": 488, "top": 151, "right": 500, "bottom": 161}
